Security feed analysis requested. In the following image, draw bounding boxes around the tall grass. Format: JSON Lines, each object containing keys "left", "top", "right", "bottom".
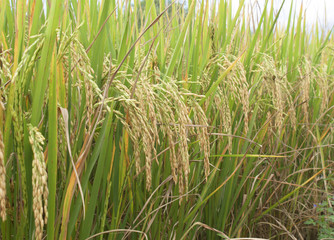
{"left": 0, "top": 0, "right": 333, "bottom": 239}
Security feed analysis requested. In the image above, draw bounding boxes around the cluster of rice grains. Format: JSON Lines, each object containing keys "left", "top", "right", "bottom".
{"left": 0, "top": 126, "right": 6, "bottom": 221}
{"left": 221, "top": 55, "right": 250, "bottom": 133}
{"left": 167, "top": 83, "right": 193, "bottom": 195}
{"left": 110, "top": 50, "right": 213, "bottom": 197}
{"left": 193, "top": 102, "right": 211, "bottom": 179}
{"left": 214, "top": 88, "right": 232, "bottom": 152}
{"left": 0, "top": 79, "right": 6, "bottom": 221}
{"left": 28, "top": 125, "right": 48, "bottom": 240}
{"left": 0, "top": 33, "right": 47, "bottom": 225}
{"left": 299, "top": 58, "right": 312, "bottom": 126}
{"left": 258, "top": 55, "right": 296, "bottom": 131}
{"left": 58, "top": 25, "right": 101, "bottom": 135}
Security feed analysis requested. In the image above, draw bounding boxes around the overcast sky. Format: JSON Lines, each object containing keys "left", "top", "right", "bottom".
{"left": 230, "top": 0, "right": 334, "bottom": 30}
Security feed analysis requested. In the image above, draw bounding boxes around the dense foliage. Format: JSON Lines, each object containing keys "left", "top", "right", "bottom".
{"left": 0, "top": 0, "right": 333, "bottom": 239}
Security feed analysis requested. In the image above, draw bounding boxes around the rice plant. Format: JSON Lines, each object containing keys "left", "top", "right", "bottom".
{"left": 0, "top": 0, "right": 333, "bottom": 239}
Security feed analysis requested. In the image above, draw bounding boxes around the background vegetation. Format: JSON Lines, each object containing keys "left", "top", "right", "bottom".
{"left": 0, "top": 0, "right": 333, "bottom": 239}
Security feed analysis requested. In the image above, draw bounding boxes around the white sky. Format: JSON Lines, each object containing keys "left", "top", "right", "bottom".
{"left": 41, "top": 0, "right": 334, "bottom": 31}
{"left": 231, "top": 0, "right": 334, "bottom": 30}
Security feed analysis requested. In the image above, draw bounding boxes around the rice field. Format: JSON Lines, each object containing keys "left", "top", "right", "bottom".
{"left": 0, "top": 0, "right": 333, "bottom": 239}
